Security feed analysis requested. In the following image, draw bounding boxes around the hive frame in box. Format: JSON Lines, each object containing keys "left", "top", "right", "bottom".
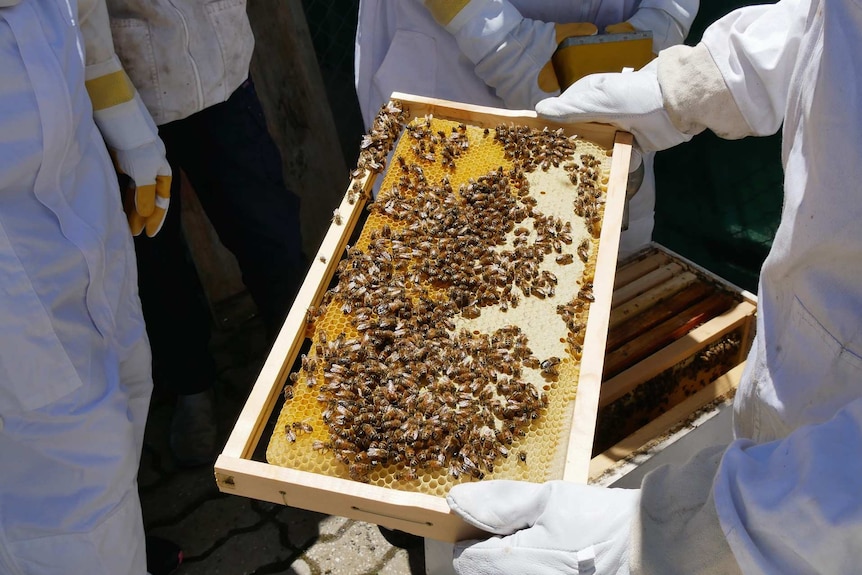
{"left": 214, "top": 93, "right": 633, "bottom": 542}
{"left": 588, "top": 242, "right": 758, "bottom": 484}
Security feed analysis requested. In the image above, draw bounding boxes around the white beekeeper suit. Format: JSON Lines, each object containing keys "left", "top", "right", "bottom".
{"left": 446, "top": 0, "right": 862, "bottom": 573}
{"left": 0, "top": 0, "right": 166, "bottom": 572}
{"left": 354, "top": 0, "right": 699, "bottom": 257}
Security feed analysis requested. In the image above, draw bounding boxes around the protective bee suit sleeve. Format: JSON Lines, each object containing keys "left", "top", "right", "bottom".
{"left": 0, "top": 0, "right": 152, "bottom": 573}
{"left": 79, "top": 0, "right": 171, "bottom": 236}
{"left": 534, "top": 0, "right": 862, "bottom": 572}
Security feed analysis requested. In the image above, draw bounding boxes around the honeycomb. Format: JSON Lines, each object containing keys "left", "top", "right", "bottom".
{"left": 267, "top": 107, "right": 613, "bottom": 497}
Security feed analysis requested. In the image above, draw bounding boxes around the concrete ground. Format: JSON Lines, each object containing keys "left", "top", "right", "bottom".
{"left": 139, "top": 303, "right": 426, "bottom": 575}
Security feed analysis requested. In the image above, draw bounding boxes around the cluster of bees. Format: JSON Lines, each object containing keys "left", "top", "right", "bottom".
{"left": 567, "top": 154, "right": 606, "bottom": 237}
{"left": 279, "top": 102, "right": 609, "bottom": 484}
{"left": 347, "top": 100, "right": 410, "bottom": 205}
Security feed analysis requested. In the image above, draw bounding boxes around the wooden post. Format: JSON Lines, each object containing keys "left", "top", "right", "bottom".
{"left": 246, "top": 0, "right": 349, "bottom": 260}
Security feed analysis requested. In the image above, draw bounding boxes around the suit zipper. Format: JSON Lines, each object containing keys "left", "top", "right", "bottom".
{"left": 168, "top": 0, "right": 204, "bottom": 110}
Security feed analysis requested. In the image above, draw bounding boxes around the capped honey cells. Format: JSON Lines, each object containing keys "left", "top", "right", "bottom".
{"left": 267, "top": 100, "right": 614, "bottom": 497}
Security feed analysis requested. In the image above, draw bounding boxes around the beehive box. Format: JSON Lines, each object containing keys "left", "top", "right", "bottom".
{"left": 589, "top": 243, "right": 757, "bottom": 483}
{"left": 215, "top": 93, "right": 633, "bottom": 542}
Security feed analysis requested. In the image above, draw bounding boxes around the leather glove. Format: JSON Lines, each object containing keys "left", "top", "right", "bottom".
{"left": 78, "top": 0, "right": 171, "bottom": 238}
{"left": 535, "top": 59, "right": 692, "bottom": 154}
{"left": 448, "top": 480, "right": 640, "bottom": 575}
{"left": 87, "top": 77, "right": 172, "bottom": 237}
{"left": 111, "top": 130, "right": 172, "bottom": 237}
{"left": 420, "top": 0, "right": 596, "bottom": 109}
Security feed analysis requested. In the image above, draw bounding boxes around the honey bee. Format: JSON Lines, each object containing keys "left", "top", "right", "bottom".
{"left": 332, "top": 209, "right": 343, "bottom": 226}
{"left": 348, "top": 463, "right": 371, "bottom": 481}
{"left": 540, "top": 356, "right": 561, "bottom": 377}
{"left": 293, "top": 421, "right": 314, "bottom": 434}
{"left": 462, "top": 305, "right": 481, "bottom": 319}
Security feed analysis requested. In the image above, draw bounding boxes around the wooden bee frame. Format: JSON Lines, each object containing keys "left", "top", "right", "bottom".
{"left": 214, "top": 93, "right": 632, "bottom": 542}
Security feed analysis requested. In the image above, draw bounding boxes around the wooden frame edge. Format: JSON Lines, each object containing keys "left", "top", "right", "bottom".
{"left": 389, "top": 91, "right": 619, "bottom": 149}
{"left": 562, "top": 131, "right": 632, "bottom": 482}
{"left": 214, "top": 454, "right": 482, "bottom": 542}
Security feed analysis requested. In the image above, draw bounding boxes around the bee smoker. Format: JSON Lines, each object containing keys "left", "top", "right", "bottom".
{"left": 552, "top": 30, "right": 653, "bottom": 230}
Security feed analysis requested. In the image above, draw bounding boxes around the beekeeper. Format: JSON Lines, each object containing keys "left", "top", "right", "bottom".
{"left": 446, "top": 0, "right": 862, "bottom": 573}
{"left": 0, "top": 0, "right": 169, "bottom": 572}
{"left": 354, "top": 0, "right": 699, "bottom": 257}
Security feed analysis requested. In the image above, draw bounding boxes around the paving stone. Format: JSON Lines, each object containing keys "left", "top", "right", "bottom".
{"left": 377, "top": 548, "right": 414, "bottom": 575}
{"left": 316, "top": 514, "right": 350, "bottom": 538}
{"left": 146, "top": 496, "right": 264, "bottom": 557}
{"left": 271, "top": 505, "right": 328, "bottom": 548}
{"left": 271, "top": 558, "right": 313, "bottom": 575}
{"left": 140, "top": 466, "right": 222, "bottom": 527}
{"left": 172, "top": 521, "right": 297, "bottom": 575}
{"left": 304, "top": 520, "right": 398, "bottom": 574}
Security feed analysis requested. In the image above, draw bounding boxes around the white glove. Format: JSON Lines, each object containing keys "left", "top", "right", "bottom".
{"left": 448, "top": 480, "right": 640, "bottom": 575}
{"left": 535, "top": 60, "right": 692, "bottom": 153}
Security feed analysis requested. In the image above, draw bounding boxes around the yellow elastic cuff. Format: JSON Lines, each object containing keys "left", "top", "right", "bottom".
{"left": 85, "top": 70, "right": 135, "bottom": 111}
{"left": 424, "top": 0, "right": 471, "bottom": 26}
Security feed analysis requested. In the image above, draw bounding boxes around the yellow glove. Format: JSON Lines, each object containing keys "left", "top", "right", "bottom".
{"left": 110, "top": 142, "right": 172, "bottom": 237}
{"left": 79, "top": 0, "right": 171, "bottom": 237}
{"left": 605, "top": 21, "right": 638, "bottom": 35}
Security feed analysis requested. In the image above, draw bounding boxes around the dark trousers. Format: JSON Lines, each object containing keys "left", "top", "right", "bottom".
{"left": 134, "top": 79, "right": 306, "bottom": 395}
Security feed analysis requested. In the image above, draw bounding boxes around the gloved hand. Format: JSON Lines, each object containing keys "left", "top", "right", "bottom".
{"left": 535, "top": 60, "right": 692, "bottom": 153}
{"left": 420, "top": 0, "right": 596, "bottom": 109}
{"left": 87, "top": 76, "right": 172, "bottom": 237}
{"left": 448, "top": 480, "right": 640, "bottom": 575}
{"left": 111, "top": 132, "right": 172, "bottom": 237}
{"left": 86, "top": 59, "right": 171, "bottom": 237}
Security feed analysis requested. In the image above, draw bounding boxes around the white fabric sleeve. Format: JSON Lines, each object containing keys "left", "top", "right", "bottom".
{"left": 629, "top": 0, "right": 700, "bottom": 52}
{"left": 439, "top": 0, "right": 523, "bottom": 64}
{"left": 631, "top": 444, "right": 742, "bottom": 575}
{"left": 78, "top": 0, "right": 160, "bottom": 150}
{"left": 77, "top": 0, "right": 117, "bottom": 72}
{"left": 699, "top": 0, "right": 810, "bottom": 136}
{"left": 714, "top": 398, "right": 862, "bottom": 574}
